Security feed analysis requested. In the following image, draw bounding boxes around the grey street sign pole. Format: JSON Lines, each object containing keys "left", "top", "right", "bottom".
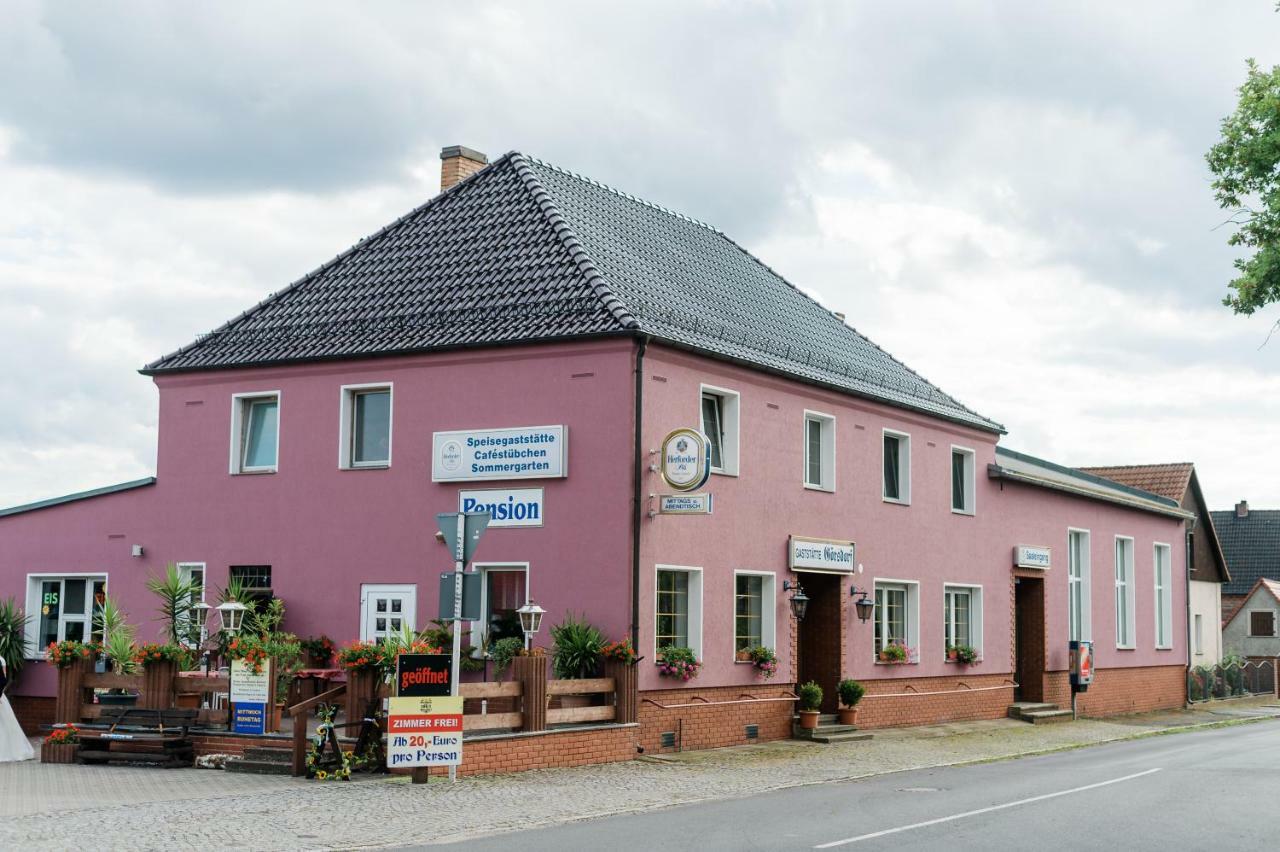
{"left": 436, "top": 510, "right": 489, "bottom": 783}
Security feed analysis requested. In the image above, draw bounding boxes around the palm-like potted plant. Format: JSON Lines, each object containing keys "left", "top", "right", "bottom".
{"left": 837, "top": 678, "right": 865, "bottom": 725}
{"left": 0, "top": 598, "right": 29, "bottom": 687}
{"left": 550, "top": 614, "right": 604, "bottom": 708}
{"left": 797, "top": 680, "right": 823, "bottom": 729}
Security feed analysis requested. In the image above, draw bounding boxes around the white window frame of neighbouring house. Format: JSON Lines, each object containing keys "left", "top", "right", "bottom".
{"left": 176, "top": 562, "right": 207, "bottom": 647}
{"left": 1068, "top": 528, "right": 1092, "bottom": 643}
{"left": 1114, "top": 536, "right": 1136, "bottom": 649}
{"left": 950, "top": 446, "right": 975, "bottom": 515}
{"left": 24, "top": 573, "right": 108, "bottom": 658}
{"left": 803, "top": 411, "right": 836, "bottom": 492}
{"left": 230, "top": 391, "right": 281, "bottom": 474}
{"left": 700, "top": 385, "right": 740, "bottom": 476}
{"left": 882, "top": 429, "right": 911, "bottom": 505}
{"left": 655, "top": 565, "right": 703, "bottom": 661}
{"left": 732, "top": 570, "right": 776, "bottom": 657}
{"left": 942, "top": 583, "right": 983, "bottom": 659}
{"left": 1154, "top": 542, "right": 1173, "bottom": 649}
{"left": 339, "top": 383, "right": 393, "bottom": 469}
{"left": 873, "top": 578, "right": 919, "bottom": 661}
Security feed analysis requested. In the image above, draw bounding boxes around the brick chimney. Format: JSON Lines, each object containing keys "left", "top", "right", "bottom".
{"left": 1237, "top": 500, "right": 1250, "bottom": 518}
{"left": 440, "top": 145, "right": 488, "bottom": 191}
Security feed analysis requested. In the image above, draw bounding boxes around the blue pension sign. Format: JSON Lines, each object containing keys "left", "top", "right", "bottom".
{"left": 432, "top": 426, "right": 567, "bottom": 482}
{"left": 458, "top": 488, "right": 543, "bottom": 527}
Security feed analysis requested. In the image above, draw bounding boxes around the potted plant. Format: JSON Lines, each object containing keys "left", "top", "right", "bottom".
{"left": 797, "top": 680, "right": 823, "bottom": 729}
{"left": 550, "top": 614, "right": 604, "bottom": 707}
{"left": 134, "top": 642, "right": 191, "bottom": 709}
{"left": 656, "top": 645, "right": 701, "bottom": 681}
{"left": 735, "top": 648, "right": 752, "bottom": 662}
{"left": 0, "top": 598, "right": 29, "bottom": 687}
{"left": 145, "top": 564, "right": 200, "bottom": 649}
{"left": 600, "top": 638, "right": 639, "bottom": 666}
{"left": 878, "top": 643, "right": 908, "bottom": 664}
{"left": 42, "top": 725, "right": 79, "bottom": 764}
{"left": 489, "top": 637, "right": 524, "bottom": 681}
{"left": 837, "top": 678, "right": 865, "bottom": 725}
{"left": 946, "top": 646, "right": 959, "bottom": 662}
{"left": 747, "top": 645, "right": 778, "bottom": 679}
{"left": 95, "top": 596, "right": 139, "bottom": 706}
{"left": 953, "top": 645, "right": 979, "bottom": 665}
{"left": 300, "top": 635, "right": 335, "bottom": 668}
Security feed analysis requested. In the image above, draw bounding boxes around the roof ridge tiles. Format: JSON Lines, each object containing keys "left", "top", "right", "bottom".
{"left": 509, "top": 153, "right": 638, "bottom": 331}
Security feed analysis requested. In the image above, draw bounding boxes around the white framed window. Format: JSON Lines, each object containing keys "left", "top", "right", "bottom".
{"left": 1154, "top": 543, "right": 1173, "bottom": 648}
{"left": 655, "top": 565, "right": 703, "bottom": 660}
{"left": 176, "top": 562, "right": 207, "bottom": 647}
{"left": 733, "top": 571, "right": 776, "bottom": 654}
{"left": 230, "top": 391, "right": 280, "bottom": 474}
{"left": 700, "top": 385, "right": 740, "bottom": 476}
{"left": 1114, "top": 537, "right": 1135, "bottom": 649}
{"left": 943, "top": 584, "right": 983, "bottom": 657}
{"left": 873, "top": 578, "right": 920, "bottom": 661}
{"left": 803, "top": 411, "right": 836, "bottom": 491}
{"left": 1248, "top": 610, "right": 1277, "bottom": 638}
{"left": 882, "top": 429, "right": 911, "bottom": 504}
{"left": 339, "top": 383, "right": 393, "bottom": 469}
{"left": 474, "top": 563, "right": 529, "bottom": 645}
{"left": 359, "top": 584, "right": 416, "bottom": 643}
{"left": 24, "top": 574, "right": 108, "bottom": 657}
{"left": 1194, "top": 614, "right": 1203, "bottom": 654}
{"left": 1068, "top": 529, "right": 1092, "bottom": 642}
{"left": 950, "top": 446, "right": 976, "bottom": 515}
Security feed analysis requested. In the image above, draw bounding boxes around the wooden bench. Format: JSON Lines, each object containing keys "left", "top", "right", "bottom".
{"left": 74, "top": 707, "right": 198, "bottom": 768}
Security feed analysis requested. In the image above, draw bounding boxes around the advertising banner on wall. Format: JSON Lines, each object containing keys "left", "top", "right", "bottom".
{"left": 387, "top": 696, "right": 464, "bottom": 769}
{"left": 432, "top": 426, "right": 567, "bottom": 482}
{"left": 789, "top": 535, "right": 856, "bottom": 573}
{"left": 230, "top": 658, "right": 270, "bottom": 735}
{"left": 659, "top": 428, "right": 711, "bottom": 492}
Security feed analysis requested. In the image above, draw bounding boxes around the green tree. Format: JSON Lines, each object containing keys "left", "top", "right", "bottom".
{"left": 1207, "top": 59, "right": 1280, "bottom": 314}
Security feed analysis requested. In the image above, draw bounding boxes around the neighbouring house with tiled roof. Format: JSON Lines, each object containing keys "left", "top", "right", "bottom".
{"left": 1221, "top": 578, "right": 1280, "bottom": 660}
{"left": 1079, "top": 463, "right": 1229, "bottom": 664}
{"left": 1211, "top": 500, "right": 1280, "bottom": 623}
{"left": 0, "top": 145, "right": 1191, "bottom": 761}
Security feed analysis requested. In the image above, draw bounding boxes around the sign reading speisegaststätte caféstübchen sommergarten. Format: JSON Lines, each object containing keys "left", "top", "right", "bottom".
{"left": 431, "top": 425, "right": 566, "bottom": 482}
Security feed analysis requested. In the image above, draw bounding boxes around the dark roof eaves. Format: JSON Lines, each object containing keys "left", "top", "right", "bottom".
{"left": 995, "top": 446, "right": 1181, "bottom": 508}
{"left": 1188, "top": 470, "right": 1232, "bottom": 584}
{"left": 0, "top": 477, "right": 156, "bottom": 519}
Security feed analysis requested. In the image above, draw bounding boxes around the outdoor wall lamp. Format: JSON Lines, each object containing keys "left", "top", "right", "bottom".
{"left": 192, "top": 602, "right": 211, "bottom": 637}
{"left": 517, "top": 600, "right": 546, "bottom": 651}
{"left": 216, "top": 600, "right": 247, "bottom": 635}
{"left": 782, "top": 580, "right": 810, "bottom": 621}
{"left": 849, "top": 586, "right": 874, "bottom": 623}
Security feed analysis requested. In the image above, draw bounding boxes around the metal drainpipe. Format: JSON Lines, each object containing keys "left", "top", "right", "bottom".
{"left": 630, "top": 334, "right": 649, "bottom": 652}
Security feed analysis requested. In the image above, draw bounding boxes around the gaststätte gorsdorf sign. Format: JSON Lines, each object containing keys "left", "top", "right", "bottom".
{"left": 660, "top": 428, "right": 711, "bottom": 492}
{"left": 458, "top": 488, "right": 544, "bottom": 527}
{"left": 789, "top": 535, "right": 856, "bottom": 573}
{"left": 432, "top": 426, "right": 566, "bottom": 482}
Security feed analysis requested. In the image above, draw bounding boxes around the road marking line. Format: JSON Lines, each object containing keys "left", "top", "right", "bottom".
{"left": 814, "top": 768, "right": 1162, "bottom": 848}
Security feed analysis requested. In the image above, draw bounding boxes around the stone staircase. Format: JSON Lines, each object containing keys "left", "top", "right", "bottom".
{"left": 1008, "top": 702, "right": 1074, "bottom": 724}
{"left": 793, "top": 714, "right": 875, "bottom": 744}
{"left": 225, "top": 745, "right": 294, "bottom": 776}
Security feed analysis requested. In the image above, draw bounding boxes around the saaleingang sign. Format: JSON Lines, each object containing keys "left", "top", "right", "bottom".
{"left": 660, "top": 428, "right": 711, "bottom": 492}
{"left": 789, "top": 535, "right": 856, "bottom": 573}
{"left": 432, "top": 425, "right": 567, "bottom": 482}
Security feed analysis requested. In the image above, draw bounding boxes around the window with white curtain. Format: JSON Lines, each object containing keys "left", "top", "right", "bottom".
{"left": 1114, "top": 537, "right": 1135, "bottom": 648}
{"left": 1154, "top": 543, "right": 1173, "bottom": 648}
{"left": 1068, "top": 530, "right": 1092, "bottom": 642}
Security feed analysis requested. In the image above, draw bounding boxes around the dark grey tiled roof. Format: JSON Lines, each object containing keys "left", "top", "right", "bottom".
{"left": 1211, "top": 509, "right": 1280, "bottom": 596}
{"left": 146, "top": 152, "right": 1001, "bottom": 433}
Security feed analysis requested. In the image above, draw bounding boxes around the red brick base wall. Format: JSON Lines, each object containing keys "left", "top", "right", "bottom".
{"left": 856, "top": 672, "right": 1017, "bottom": 729}
{"left": 9, "top": 695, "right": 55, "bottom": 737}
{"left": 1044, "top": 665, "right": 1186, "bottom": 717}
{"left": 637, "top": 684, "right": 796, "bottom": 752}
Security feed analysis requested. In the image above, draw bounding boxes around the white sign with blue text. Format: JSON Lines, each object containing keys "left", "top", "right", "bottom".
{"left": 1014, "top": 545, "right": 1051, "bottom": 569}
{"left": 659, "top": 493, "right": 713, "bottom": 515}
{"left": 432, "top": 425, "right": 567, "bottom": 482}
{"left": 789, "top": 536, "right": 856, "bottom": 573}
{"left": 459, "top": 488, "right": 544, "bottom": 527}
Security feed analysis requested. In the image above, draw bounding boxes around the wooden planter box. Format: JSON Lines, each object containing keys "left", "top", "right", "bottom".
{"left": 344, "top": 668, "right": 380, "bottom": 724}
{"left": 55, "top": 659, "right": 91, "bottom": 724}
{"left": 41, "top": 742, "right": 77, "bottom": 764}
{"left": 140, "top": 660, "right": 177, "bottom": 709}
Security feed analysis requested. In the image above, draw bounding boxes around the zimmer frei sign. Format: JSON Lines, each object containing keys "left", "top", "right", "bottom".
{"left": 387, "top": 655, "right": 462, "bottom": 770}
{"left": 789, "top": 535, "right": 856, "bottom": 573}
{"left": 432, "top": 425, "right": 567, "bottom": 482}
{"left": 660, "top": 428, "right": 711, "bottom": 492}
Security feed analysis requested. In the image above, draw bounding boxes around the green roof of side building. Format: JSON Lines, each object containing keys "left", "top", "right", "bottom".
{"left": 0, "top": 478, "right": 156, "bottom": 518}
{"left": 143, "top": 152, "right": 1003, "bottom": 434}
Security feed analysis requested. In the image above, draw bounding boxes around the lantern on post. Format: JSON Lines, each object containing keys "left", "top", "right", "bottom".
{"left": 516, "top": 601, "right": 546, "bottom": 651}
{"left": 216, "top": 600, "right": 247, "bottom": 635}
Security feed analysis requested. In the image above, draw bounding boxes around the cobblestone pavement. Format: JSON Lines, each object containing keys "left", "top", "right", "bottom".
{"left": 3, "top": 699, "right": 1277, "bottom": 851}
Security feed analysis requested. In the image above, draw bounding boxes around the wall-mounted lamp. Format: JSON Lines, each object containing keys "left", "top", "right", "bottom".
{"left": 849, "top": 585, "right": 874, "bottom": 622}
{"left": 131, "top": 544, "right": 144, "bottom": 558}
{"left": 782, "top": 580, "right": 810, "bottom": 621}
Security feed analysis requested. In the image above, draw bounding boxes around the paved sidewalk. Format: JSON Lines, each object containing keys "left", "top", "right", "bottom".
{"left": 2, "top": 698, "right": 1276, "bottom": 851}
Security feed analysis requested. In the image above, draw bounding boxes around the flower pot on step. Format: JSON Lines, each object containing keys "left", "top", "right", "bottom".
{"left": 837, "top": 707, "right": 858, "bottom": 726}
{"left": 41, "top": 742, "right": 77, "bottom": 764}
{"left": 798, "top": 710, "right": 820, "bottom": 730}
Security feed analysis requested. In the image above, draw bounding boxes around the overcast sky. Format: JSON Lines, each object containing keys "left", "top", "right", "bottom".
{"left": 2, "top": 1, "right": 1279, "bottom": 510}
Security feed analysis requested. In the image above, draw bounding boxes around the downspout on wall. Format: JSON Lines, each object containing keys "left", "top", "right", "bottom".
{"left": 630, "top": 334, "right": 649, "bottom": 652}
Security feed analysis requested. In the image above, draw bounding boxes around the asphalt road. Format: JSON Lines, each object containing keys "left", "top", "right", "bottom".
{"left": 434, "top": 720, "right": 1280, "bottom": 851}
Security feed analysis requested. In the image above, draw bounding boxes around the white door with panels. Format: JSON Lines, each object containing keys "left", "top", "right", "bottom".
{"left": 360, "top": 584, "right": 416, "bottom": 642}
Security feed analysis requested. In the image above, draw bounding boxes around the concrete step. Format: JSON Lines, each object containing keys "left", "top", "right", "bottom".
{"left": 1021, "top": 709, "right": 1074, "bottom": 724}
{"left": 793, "top": 723, "right": 858, "bottom": 739}
{"left": 809, "top": 731, "right": 875, "bottom": 744}
{"left": 1007, "top": 702, "right": 1058, "bottom": 719}
{"left": 242, "top": 746, "right": 292, "bottom": 764}
{"left": 225, "top": 756, "right": 293, "bottom": 776}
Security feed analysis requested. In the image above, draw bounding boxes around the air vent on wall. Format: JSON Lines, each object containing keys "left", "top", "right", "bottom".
{"left": 660, "top": 731, "right": 676, "bottom": 748}
{"left": 745, "top": 724, "right": 759, "bottom": 740}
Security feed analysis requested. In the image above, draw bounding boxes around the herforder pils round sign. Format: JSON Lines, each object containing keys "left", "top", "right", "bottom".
{"left": 660, "top": 428, "right": 711, "bottom": 492}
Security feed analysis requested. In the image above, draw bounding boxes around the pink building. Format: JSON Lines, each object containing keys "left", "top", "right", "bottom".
{"left": 1, "top": 146, "right": 1190, "bottom": 745}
